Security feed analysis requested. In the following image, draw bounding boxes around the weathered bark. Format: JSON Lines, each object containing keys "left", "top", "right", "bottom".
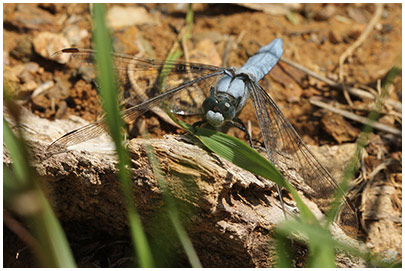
{"left": 4, "top": 109, "right": 365, "bottom": 267}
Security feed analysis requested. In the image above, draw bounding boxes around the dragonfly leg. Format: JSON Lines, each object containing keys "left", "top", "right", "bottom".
{"left": 191, "top": 119, "right": 206, "bottom": 132}
{"left": 276, "top": 185, "right": 287, "bottom": 218}
{"left": 230, "top": 118, "right": 254, "bottom": 147}
{"left": 91, "top": 79, "right": 100, "bottom": 89}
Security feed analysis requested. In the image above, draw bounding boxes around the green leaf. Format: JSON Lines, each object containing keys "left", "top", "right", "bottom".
{"left": 274, "top": 231, "right": 293, "bottom": 267}
{"left": 3, "top": 118, "right": 76, "bottom": 267}
{"left": 195, "top": 126, "right": 317, "bottom": 224}
{"left": 92, "top": 3, "right": 154, "bottom": 267}
{"left": 276, "top": 219, "right": 336, "bottom": 267}
{"left": 3, "top": 118, "right": 30, "bottom": 186}
{"left": 164, "top": 110, "right": 318, "bottom": 225}
{"left": 143, "top": 141, "right": 202, "bottom": 267}
{"left": 159, "top": 49, "right": 182, "bottom": 90}
{"left": 194, "top": 126, "right": 284, "bottom": 185}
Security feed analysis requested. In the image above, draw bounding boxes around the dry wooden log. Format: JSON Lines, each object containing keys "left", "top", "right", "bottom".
{"left": 4, "top": 108, "right": 365, "bottom": 267}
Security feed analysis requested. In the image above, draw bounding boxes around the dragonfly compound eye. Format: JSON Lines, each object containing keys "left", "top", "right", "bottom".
{"left": 218, "top": 100, "right": 236, "bottom": 120}
{"left": 202, "top": 96, "right": 218, "bottom": 114}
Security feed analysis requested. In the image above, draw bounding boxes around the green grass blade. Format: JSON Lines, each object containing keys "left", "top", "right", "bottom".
{"left": 92, "top": 3, "right": 154, "bottom": 267}
{"left": 276, "top": 220, "right": 336, "bottom": 267}
{"left": 308, "top": 244, "right": 336, "bottom": 268}
{"left": 274, "top": 231, "right": 293, "bottom": 267}
{"left": 3, "top": 118, "right": 30, "bottom": 185}
{"left": 33, "top": 190, "right": 77, "bottom": 267}
{"left": 381, "top": 62, "right": 401, "bottom": 89}
{"left": 163, "top": 110, "right": 353, "bottom": 266}
{"left": 159, "top": 4, "right": 193, "bottom": 91}
{"left": 164, "top": 109, "right": 318, "bottom": 226}
{"left": 194, "top": 126, "right": 284, "bottom": 182}
{"left": 159, "top": 49, "right": 182, "bottom": 91}
{"left": 143, "top": 141, "right": 202, "bottom": 267}
{"left": 168, "top": 209, "right": 202, "bottom": 267}
{"left": 185, "top": 3, "right": 194, "bottom": 37}
{"left": 194, "top": 126, "right": 317, "bottom": 224}
{"left": 4, "top": 118, "right": 76, "bottom": 267}
{"left": 276, "top": 217, "right": 400, "bottom": 267}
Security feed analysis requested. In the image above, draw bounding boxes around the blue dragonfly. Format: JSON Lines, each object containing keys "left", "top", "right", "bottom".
{"left": 47, "top": 39, "right": 358, "bottom": 234}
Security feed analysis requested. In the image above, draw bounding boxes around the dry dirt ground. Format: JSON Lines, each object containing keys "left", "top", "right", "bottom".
{"left": 3, "top": 3, "right": 402, "bottom": 267}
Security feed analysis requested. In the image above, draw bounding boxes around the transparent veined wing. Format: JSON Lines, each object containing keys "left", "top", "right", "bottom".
{"left": 53, "top": 48, "right": 226, "bottom": 115}
{"left": 247, "top": 79, "right": 358, "bottom": 234}
{"left": 48, "top": 48, "right": 228, "bottom": 154}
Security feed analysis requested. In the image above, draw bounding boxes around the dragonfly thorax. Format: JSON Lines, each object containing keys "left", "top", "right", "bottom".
{"left": 202, "top": 73, "right": 250, "bottom": 127}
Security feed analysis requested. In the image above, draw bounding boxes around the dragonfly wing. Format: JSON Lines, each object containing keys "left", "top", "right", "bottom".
{"left": 247, "top": 80, "right": 358, "bottom": 233}
{"left": 54, "top": 48, "right": 224, "bottom": 115}
{"left": 47, "top": 69, "right": 225, "bottom": 154}
{"left": 46, "top": 117, "right": 109, "bottom": 155}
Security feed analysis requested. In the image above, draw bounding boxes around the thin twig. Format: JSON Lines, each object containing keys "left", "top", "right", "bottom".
{"left": 366, "top": 159, "right": 392, "bottom": 181}
{"left": 338, "top": 4, "right": 383, "bottom": 109}
{"left": 309, "top": 98, "right": 401, "bottom": 136}
{"left": 356, "top": 83, "right": 378, "bottom": 97}
{"left": 221, "top": 31, "right": 246, "bottom": 66}
{"left": 338, "top": 3, "right": 384, "bottom": 82}
{"left": 221, "top": 36, "right": 234, "bottom": 67}
{"left": 280, "top": 57, "right": 402, "bottom": 112}
{"left": 342, "top": 83, "right": 354, "bottom": 108}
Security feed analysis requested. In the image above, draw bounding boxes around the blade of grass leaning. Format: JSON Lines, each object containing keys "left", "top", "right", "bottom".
{"left": 4, "top": 118, "right": 76, "bottom": 267}
{"left": 276, "top": 219, "right": 336, "bottom": 268}
{"left": 276, "top": 218, "right": 368, "bottom": 266}
{"left": 3, "top": 118, "right": 30, "bottom": 186}
{"left": 193, "top": 126, "right": 319, "bottom": 223}
{"left": 142, "top": 137, "right": 202, "bottom": 268}
{"left": 159, "top": 49, "right": 182, "bottom": 91}
{"left": 33, "top": 189, "right": 77, "bottom": 267}
{"left": 171, "top": 117, "right": 339, "bottom": 265}
{"left": 308, "top": 242, "right": 336, "bottom": 267}
{"left": 274, "top": 230, "right": 293, "bottom": 267}
{"left": 92, "top": 4, "right": 154, "bottom": 267}
{"left": 159, "top": 5, "right": 193, "bottom": 91}
{"left": 185, "top": 3, "right": 194, "bottom": 38}
{"left": 164, "top": 108, "right": 317, "bottom": 226}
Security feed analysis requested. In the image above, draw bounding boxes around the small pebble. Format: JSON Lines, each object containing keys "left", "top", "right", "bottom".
{"left": 33, "top": 31, "right": 70, "bottom": 64}
{"left": 314, "top": 5, "right": 336, "bottom": 21}
{"left": 21, "top": 81, "right": 38, "bottom": 92}
{"left": 107, "top": 6, "right": 154, "bottom": 29}
{"left": 63, "top": 25, "right": 89, "bottom": 45}
{"left": 10, "top": 36, "right": 33, "bottom": 62}
{"left": 24, "top": 62, "right": 40, "bottom": 73}
{"left": 18, "top": 70, "right": 34, "bottom": 83}
{"left": 328, "top": 30, "right": 342, "bottom": 44}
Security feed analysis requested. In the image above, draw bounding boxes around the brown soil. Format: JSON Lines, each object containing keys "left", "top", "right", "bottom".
{"left": 3, "top": 3, "right": 402, "bottom": 267}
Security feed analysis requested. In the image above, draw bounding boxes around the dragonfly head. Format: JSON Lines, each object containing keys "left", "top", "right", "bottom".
{"left": 202, "top": 96, "right": 236, "bottom": 127}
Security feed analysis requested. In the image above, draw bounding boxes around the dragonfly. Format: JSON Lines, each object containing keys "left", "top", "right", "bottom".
{"left": 47, "top": 38, "right": 358, "bottom": 234}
